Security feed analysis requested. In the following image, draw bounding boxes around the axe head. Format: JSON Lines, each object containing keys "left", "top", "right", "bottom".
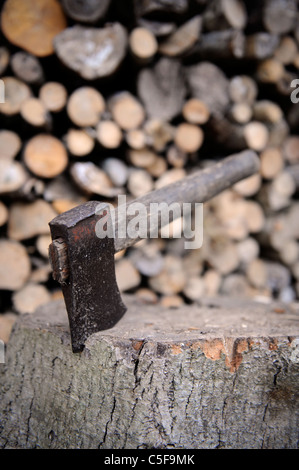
{"left": 49, "top": 201, "right": 126, "bottom": 353}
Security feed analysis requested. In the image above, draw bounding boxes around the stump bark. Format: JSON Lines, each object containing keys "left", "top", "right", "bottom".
{"left": 0, "top": 295, "right": 299, "bottom": 449}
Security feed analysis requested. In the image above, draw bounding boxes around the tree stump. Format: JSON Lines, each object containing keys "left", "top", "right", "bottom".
{"left": 1, "top": 295, "right": 298, "bottom": 449}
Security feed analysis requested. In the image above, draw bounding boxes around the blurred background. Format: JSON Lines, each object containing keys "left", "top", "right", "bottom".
{"left": 0, "top": 0, "right": 299, "bottom": 343}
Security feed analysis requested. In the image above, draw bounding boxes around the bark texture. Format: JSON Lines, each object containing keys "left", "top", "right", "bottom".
{"left": 0, "top": 296, "right": 299, "bottom": 449}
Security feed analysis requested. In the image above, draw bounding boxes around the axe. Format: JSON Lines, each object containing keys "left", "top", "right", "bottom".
{"left": 48, "top": 150, "right": 259, "bottom": 353}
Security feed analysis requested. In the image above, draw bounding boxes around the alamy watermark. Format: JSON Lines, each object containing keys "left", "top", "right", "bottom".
{"left": 0, "top": 340, "right": 5, "bottom": 364}
{"left": 0, "top": 79, "right": 4, "bottom": 104}
{"left": 290, "top": 78, "right": 299, "bottom": 104}
{"left": 95, "top": 196, "right": 203, "bottom": 250}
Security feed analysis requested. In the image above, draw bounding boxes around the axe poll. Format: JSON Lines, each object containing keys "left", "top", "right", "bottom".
{"left": 49, "top": 150, "right": 260, "bottom": 352}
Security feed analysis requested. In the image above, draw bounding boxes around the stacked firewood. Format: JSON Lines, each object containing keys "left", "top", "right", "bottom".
{"left": 0, "top": 0, "right": 299, "bottom": 337}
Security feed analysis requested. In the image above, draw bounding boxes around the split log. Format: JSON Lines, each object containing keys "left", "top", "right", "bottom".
{"left": 70, "top": 162, "right": 121, "bottom": 198}
{"left": 185, "top": 62, "right": 229, "bottom": 116}
{"left": 143, "top": 119, "right": 174, "bottom": 152}
{"left": 149, "top": 255, "right": 186, "bottom": 295}
{"left": 0, "top": 47, "right": 9, "bottom": 75}
{"left": 61, "top": 0, "right": 111, "bottom": 23}
{"left": 174, "top": 123, "right": 204, "bottom": 153}
{"left": 39, "top": 82, "right": 67, "bottom": 113}
{"left": 54, "top": 24, "right": 128, "bottom": 80}
{"left": 158, "top": 16, "right": 202, "bottom": 57}
{"left": 8, "top": 200, "right": 57, "bottom": 241}
{"left": 125, "top": 129, "right": 146, "bottom": 150}
{"left": 256, "top": 59, "right": 285, "bottom": 84}
{"left": 1, "top": 0, "right": 67, "bottom": 57}
{"left": 0, "top": 130, "right": 21, "bottom": 160}
{"left": 228, "top": 75, "right": 258, "bottom": 104}
{"left": 24, "top": 134, "right": 68, "bottom": 178}
{"left": 263, "top": 0, "right": 297, "bottom": 35}
{"left": 67, "top": 87, "right": 105, "bottom": 127}
{"left": 245, "top": 33, "right": 279, "bottom": 59}
{"left": 134, "top": 0, "right": 189, "bottom": 16}
{"left": 108, "top": 92, "right": 145, "bottom": 131}
{"left": 2, "top": 295, "right": 298, "bottom": 448}
{"left": 137, "top": 58, "right": 186, "bottom": 121}
{"left": 128, "top": 148, "right": 157, "bottom": 169}
{"left": 147, "top": 156, "right": 168, "bottom": 178}
{"left": 274, "top": 36, "right": 298, "bottom": 65}
{"left": 260, "top": 147, "right": 284, "bottom": 180}
{"left": 102, "top": 158, "right": 128, "bottom": 188}
{"left": 191, "top": 30, "right": 245, "bottom": 60}
{"left": 203, "top": 0, "right": 247, "bottom": 31}
{"left": 36, "top": 234, "right": 52, "bottom": 258}
{"left": 229, "top": 103, "right": 252, "bottom": 124}
{"left": 129, "top": 27, "right": 158, "bottom": 63}
{"left": 0, "top": 240, "right": 31, "bottom": 290}
{"left": 115, "top": 259, "right": 141, "bottom": 292}
{"left": 207, "top": 239, "right": 239, "bottom": 275}
{"left": 137, "top": 19, "right": 176, "bottom": 38}
{"left": 182, "top": 98, "right": 210, "bottom": 125}
{"left": 129, "top": 242, "right": 164, "bottom": 277}
{"left": 237, "top": 237, "right": 260, "bottom": 265}
{"left": 0, "top": 202, "right": 8, "bottom": 227}
{"left": 127, "top": 169, "right": 154, "bottom": 197}
{"left": 0, "top": 159, "right": 28, "bottom": 194}
{"left": 20, "top": 98, "right": 51, "bottom": 129}
{"left": 96, "top": 121, "right": 122, "bottom": 149}
{"left": 233, "top": 173, "right": 262, "bottom": 197}
{"left": 0, "top": 77, "right": 31, "bottom": 115}
{"left": 64, "top": 129, "right": 95, "bottom": 157}
{"left": 12, "top": 283, "right": 51, "bottom": 314}
{"left": 243, "top": 121, "right": 269, "bottom": 151}
{"left": 11, "top": 52, "right": 44, "bottom": 85}
{"left": 252, "top": 100, "right": 283, "bottom": 124}
{"left": 166, "top": 145, "right": 187, "bottom": 169}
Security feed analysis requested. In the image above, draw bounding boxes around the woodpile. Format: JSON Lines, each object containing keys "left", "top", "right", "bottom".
{"left": 0, "top": 0, "right": 299, "bottom": 337}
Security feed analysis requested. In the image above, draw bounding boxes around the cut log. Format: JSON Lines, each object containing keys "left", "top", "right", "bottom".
{"left": 243, "top": 121, "right": 269, "bottom": 151}
{"left": 233, "top": 173, "right": 262, "bottom": 197}
{"left": 245, "top": 33, "right": 279, "bottom": 59}
{"left": 108, "top": 92, "right": 145, "bottom": 131}
{"left": 0, "top": 130, "right": 21, "bottom": 160}
{"left": 237, "top": 237, "right": 260, "bottom": 265}
{"left": 158, "top": 16, "right": 202, "bottom": 57}
{"left": 174, "top": 123, "right": 204, "bottom": 153}
{"left": 166, "top": 145, "right": 187, "bottom": 169}
{"left": 0, "top": 313, "right": 17, "bottom": 344}
{"left": 149, "top": 255, "right": 186, "bottom": 295}
{"left": 147, "top": 156, "right": 168, "bottom": 178}
{"left": 229, "top": 102, "right": 252, "bottom": 124}
{"left": 155, "top": 168, "right": 186, "bottom": 190}
{"left": 137, "top": 58, "right": 186, "bottom": 121}
{"left": 285, "top": 164, "right": 299, "bottom": 191}
{"left": 10, "top": 52, "right": 44, "bottom": 85}
{"left": 70, "top": 162, "right": 121, "bottom": 198}
{"left": 67, "top": 87, "right": 105, "bottom": 127}
{"left": 185, "top": 62, "right": 229, "bottom": 116}
{"left": 24, "top": 134, "right": 68, "bottom": 178}
{"left": 260, "top": 147, "right": 284, "bottom": 180}
{"left": 39, "top": 82, "right": 67, "bottom": 113}
{"left": 8, "top": 199, "right": 57, "bottom": 241}
{"left": 203, "top": 0, "right": 247, "bottom": 30}
{"left": 12, "top": 283, "right": 51, "bottom": 314}
{"left": 64, "top": 129, "right": 95, "bottom": 157}
{"left": 96, "top": 120, "right": 122, "bottom": 149}
{"left": 61, "top": 0, "right": 111, "bottom": 23}
{"left": 0, "top": 47, "right": 9, "bottom": 75}
{"left": 229, "top": 75, "right": 258, "bottom": 104}
{"left": 20, "top": 97, "right": 50, "bottom": 129}
{"left": 1, "top": 296, "right": 298, "bottom": 448}
{"left": 207, "top": 239, "right": 239, "bottom": 275}
{"left": 129, "top": 242, "right": 164, "bottom": 277}
{"left": 263, "top": 0, "right": 297, "bottom": 35}
{"left": 54, "top": 24, "right": 128, "bottom": 80}
{"left": 1, "top": 0, "right": 67, "bottom": 57}
{"left": 129, "top": 27, "right": 158, "bottom": 63}
{"left": 0, "top": 240, "right": 31, "bottom": 290}
{"left": 202, "top": 269, "right": 221, "bottom": 297}
{"left": 0, "top": 159, "right": 28, "bottom": 194}
{"left": 0, "top": 77, "right": 31, "bottom": 115}
{"left": 182, "top": 98, "right": 210, "bottom": 125}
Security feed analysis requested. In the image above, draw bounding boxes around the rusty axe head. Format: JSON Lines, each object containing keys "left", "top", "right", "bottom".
{"left": 49, "top": 201, "right": 126, "bottom": 353}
